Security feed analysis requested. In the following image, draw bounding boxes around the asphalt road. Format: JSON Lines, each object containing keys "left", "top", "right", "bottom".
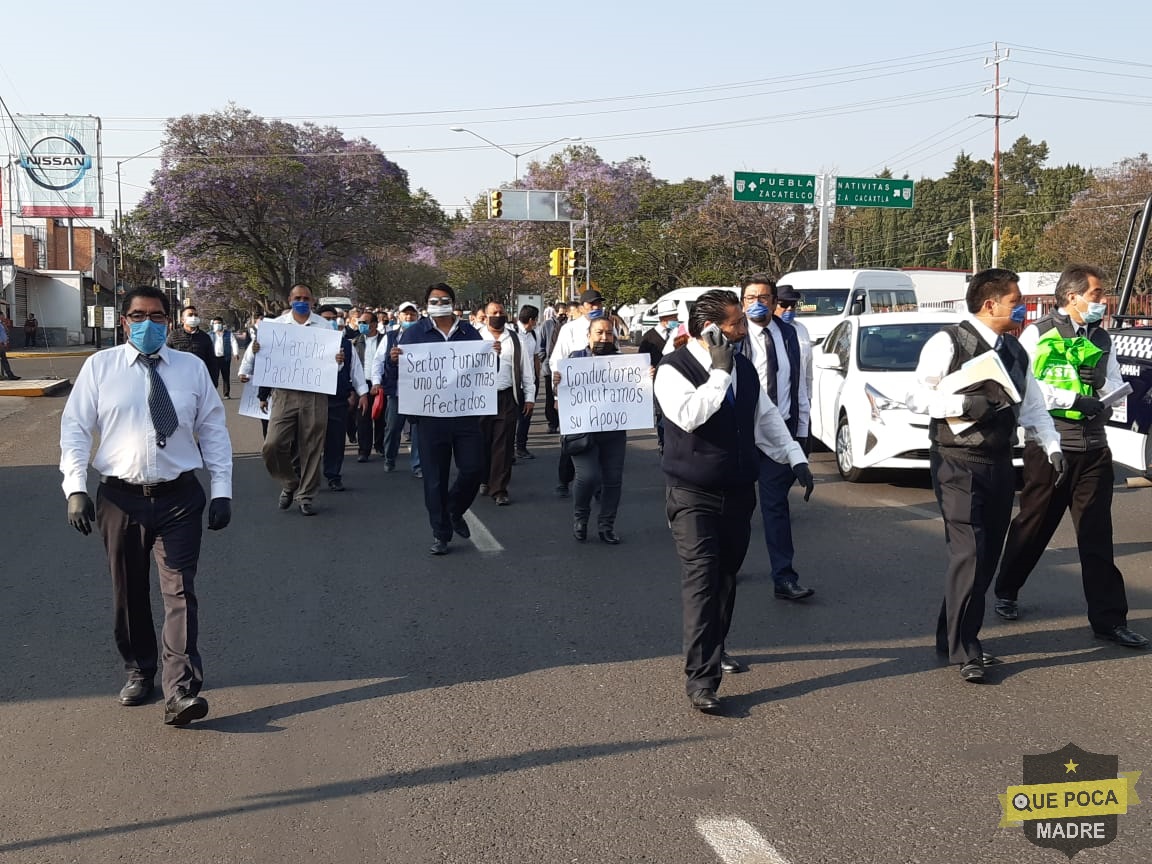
{"left": 1, "top": 354, "right": 1151, "bottom": 863}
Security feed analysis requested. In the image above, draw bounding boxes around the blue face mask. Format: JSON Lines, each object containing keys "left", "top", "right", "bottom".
{"left": 291, "top": 300, "right": 312, "bottom": 316}
{"left": 665, "top": 320, "right": 678, "bottom": 332}
{"left": 400, "top": 320, "right": 415, "bottom": 330}
{"left": 358, "top": 323, "right": 370, "bottom": 335}
{"left": 129, "top": 320, "right": 167, "bottom": 355}
{"left": 746, "top": 301, "right": 771, "bottom": 321}
{"left": 328, "top": 320, "right": 339, "bottom": 330}
{"left": 1010, "top": 303, "right": 1027, "bottom": 324}
{"left": 780, "top": 309, "right": 796, "bottom": 324}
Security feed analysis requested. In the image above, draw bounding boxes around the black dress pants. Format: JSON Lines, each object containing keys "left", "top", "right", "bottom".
{"left": 996, "top": 443, "right": 1128, "bottom": 632}
{"left": 323, "top": 397, "right": 349, "bottom": 482}
{"left": 416, "top": 416, "right": 485, "bottom": 542}
{"left": 480, "top": 388, "right": 518, "bottom": 497}
{"left": 931, "top": 450, "right": 1015, "bottom": 664}
{"left": 210, "top": 356, "right": 231, "bottom": 397}
{"left": 96, "top": 475, "right": 206, "bottom": 698}
{"left": 667, "top": 482, "right": 756, "bottom": 695}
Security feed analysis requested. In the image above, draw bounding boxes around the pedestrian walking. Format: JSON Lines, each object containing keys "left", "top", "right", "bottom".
{"left": 478, "top": 301, "right": 534, "bottom": 506}
{"left": 371, "top": 302, "right": 422, "bottom": 475}
{"left": 317, "top": 305, "right": 369, "bottom": 492}
{"left": 0, "top": 317, "right": 19, "bottom": 379}
{"left": 167, "top": 306, "right": 215, "bottom": 374}
{"left": 208, "top": 317, "right": 239, "bottom": 398}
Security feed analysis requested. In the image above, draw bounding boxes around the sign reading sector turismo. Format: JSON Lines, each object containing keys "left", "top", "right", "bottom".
{"left": 398, "top": 341, "right": 498, "bottom": 417}
{"left": 557, "top": 354, "right": 654, "bottom": 435}
{"left": 732, "top": 171, "right": 817, "bottom": 204}
{"left": 249, "top": 320, "right": 343, "bottom": 395}
{"left": 835, "top": 176, "right": 914, "bottom": 209}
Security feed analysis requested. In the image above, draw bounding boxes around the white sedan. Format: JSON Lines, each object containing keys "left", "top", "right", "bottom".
{"left": 810, "top": 311, "right": 972, "bottom": 481}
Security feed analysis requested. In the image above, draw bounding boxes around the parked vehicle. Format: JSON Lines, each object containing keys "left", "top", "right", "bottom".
{"left": 628, "top": 286, "right": 738, "bottom": 342}
{"left": 775, "top": 269, "right": 918, "bottom": 346}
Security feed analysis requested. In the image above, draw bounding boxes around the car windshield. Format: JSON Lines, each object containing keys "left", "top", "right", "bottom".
{"left": 795, "top": 290, "right": 849, "bottom": 316}
{"left": 857, "top": 322, "right": 950, "bottom": 371}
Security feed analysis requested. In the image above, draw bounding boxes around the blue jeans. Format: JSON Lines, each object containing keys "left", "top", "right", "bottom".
{"left": 758, "top": 453, "right": 799, "bottom": 586}
{"left": 384, "top": 394, "right": 420, "bottom": 472}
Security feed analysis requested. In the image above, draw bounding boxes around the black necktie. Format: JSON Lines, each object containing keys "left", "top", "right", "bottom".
{"left": 762, "top": 326, "right": 779, "bottom": 405}
{"left": 141, "top": 355, "right": 179, "bottom": 448}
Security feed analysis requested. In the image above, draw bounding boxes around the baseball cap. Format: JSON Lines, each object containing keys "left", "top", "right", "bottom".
{"left": 580, "top": 289, "right": 604, "bottom": 305}
{"left": 397, "top": 301, "right": 419, "bottom": 313}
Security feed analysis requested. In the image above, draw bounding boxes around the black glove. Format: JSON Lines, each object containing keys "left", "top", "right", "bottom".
{"left": 1049, "top": 452, "right": 1068, "bottom": 487}
{"left": 1078, "top": 364, "right": 1102, "bottom": 388}
{"left": 798, "top": 435, "right": 812, "bottom": 457}
{"left": 67, "top": 492, "right": 95, "bottom": 536}
{"left": 793, "top": 463, "right": 815, "bottom": 502}
{"left": 962, "top": 394, "right": 998, "bottom": 421}
{"left": 708, "top": 342, "right": 733, "bottom": 373}
{"left": 1073, "top": 394, "right": 1104, "bottom": 417}
{"left": 207, "top": 497, "right": 232, "bottom": 531}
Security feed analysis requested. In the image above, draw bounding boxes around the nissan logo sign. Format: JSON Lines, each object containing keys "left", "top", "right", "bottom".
{"left": 19, "top": 135, "right": 93, "bottom": 191}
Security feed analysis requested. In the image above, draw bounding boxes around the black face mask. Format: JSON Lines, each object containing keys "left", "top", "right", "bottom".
{"left": 590, "top": 342, "right": 618, "bottom": 356}
{"left": 488, "top": 315, "right": 507, "bottom": 331}
{"left": 558, "top": 315, "right": 568, "bottom": 324}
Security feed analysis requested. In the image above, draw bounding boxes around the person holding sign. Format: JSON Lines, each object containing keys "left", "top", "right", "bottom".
{"left": 397, "top": 283, "right": 490, "bottom": 556}
{"left": 565, "top": 316, "right": 652, "bottom": 544}
{"left": 654, "top": 290, "right": 814, "bottom": 713}
{"left": 993, "top": 265, "right": 1148, "bottom": 649}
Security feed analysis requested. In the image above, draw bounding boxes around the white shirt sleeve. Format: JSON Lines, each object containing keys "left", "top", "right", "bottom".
{"left": 907, "top": 331, "right": 969, "bottom": 418}
{"left": 653, "top": 362, "right": 731, "bottom": 434}
{"left": 191, "top": 362, "right": 234, "bottom": 499}
{"left": 59, "top": 355, "right": 100, "bottom": 497}
{"left": 239, "top": 342, "right": 256, "bottom": 378}
{"left": 520, "top": 336, "right": 536, "bottom": 399}
{"left": 797, "top": 333, "right": 812, "bottom": 438}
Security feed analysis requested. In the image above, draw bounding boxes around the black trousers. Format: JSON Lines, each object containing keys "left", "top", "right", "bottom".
{"left": 931, "top": 450, "right": 1015, "bottom": 664}
{"left": 996, "top": 443, "right": 1128, "bottom": 632}
{"left": 667, "top": 482, "right": 756, "bottom": 695}
{"left": 323, "top": 397, "right": 349, "bottom": 482}
{"left": 480, "top": 388, "right": 518, "bottom": 496}
{"left": 96, "top": 475, "right": 206, "bottom": 698}
{"left": 355, "top": 399, "right": 386, "bottom": 457}
{"left": 210, "top": 356, "right": 231, "bottom": 397}
{"left": 544, "top": 372, "right": 559, "bottom": 429}
{"left": 416, "top": 416, "right": 485, "bottom": 541}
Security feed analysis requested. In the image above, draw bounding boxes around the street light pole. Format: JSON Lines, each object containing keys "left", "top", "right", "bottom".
{"left": 450, "top": 129, "right": 581, "bottom": 183}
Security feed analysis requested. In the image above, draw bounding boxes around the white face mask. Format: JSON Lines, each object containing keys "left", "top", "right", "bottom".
{"left": 211, "top": 322, "right": 222, "bottom": 331}
{"left": 428, "top": 303, "right": 454, "bottom": 318}
{"left": 336, "top": 317, "right": 346, "bottom": 328}
{"left": 185, "top": 316, "right": 200, "bottom": 328}
{"left": 1082, "top": 300, "right": 1107, "bottom": 324}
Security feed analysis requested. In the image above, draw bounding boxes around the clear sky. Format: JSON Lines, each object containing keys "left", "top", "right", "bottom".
{"left": 3, "top": 0, "right": 1150, "bottom": 223}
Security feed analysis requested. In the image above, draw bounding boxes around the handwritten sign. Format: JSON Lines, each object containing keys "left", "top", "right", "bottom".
{"left": 249, "top": 320, "right": 342, "bottom": 395}
{"left": 557, "top": 354, "right": 653, "bottom": 434}
{"left": 398, "top": 341, "right": 498, "bottom": 417}
{"left": 238, "top": 382, "right": 268, "bottom": 420}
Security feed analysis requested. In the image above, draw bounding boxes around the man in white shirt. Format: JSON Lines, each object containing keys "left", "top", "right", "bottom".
{"left": 514, "top": 304, "right": 543, "bottom": 460}
{"left": 478, "top": 301, "right": 535, "bottom": 505}
{"left": 208, "top": 316, "right": 240, "bottom": 398}
{"left": 655, "top": 289, "right": 814, "bottom": 713}
{"left": 909, "top": 268, "right": 1065, "bottom": 683}
{"left": 59, "top": 286, "right": 233, "bottom": 726}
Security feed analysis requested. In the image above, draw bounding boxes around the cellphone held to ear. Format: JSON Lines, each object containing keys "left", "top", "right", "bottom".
{"left": 701, "top": 323, "right": 725, "bottom": 347}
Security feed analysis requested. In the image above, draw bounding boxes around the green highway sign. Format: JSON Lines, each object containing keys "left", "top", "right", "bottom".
{"left": 733, "top": 172, "right": 816, "bottom": 204}
{"left": 835, "top": 176, "right": 914, "bottom": 209}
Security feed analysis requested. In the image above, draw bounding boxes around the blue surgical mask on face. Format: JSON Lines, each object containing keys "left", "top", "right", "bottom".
{"left": 1082, "top": 301, "right": 1107, "bottom": 324}
{"left": 1010, "top": 303, "right": 1027, "bottom": 324}
{"left": 746, "top": 301, "right": 771, "bottom": 321}
{"left": 291, "top": 300, "right": 312, "bottom": 316}
{"left": 129, "top": 320, "right": 167, "bottom": 355}
{"left": 328, "top": 320, "right": 339, "bottom": 330}
{"left": 780, "top": 309, "right": 796, "bottom": 324}
{"left": 400, "top": 320, "right": 415, "bottom": 330}
{"left": 665, "top": 320, "right": 678, "bottom": 332}
{"left": 358, "top": 323, "right": 370, "bottom": 335}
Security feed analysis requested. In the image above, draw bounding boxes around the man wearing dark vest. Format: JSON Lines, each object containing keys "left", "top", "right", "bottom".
{"left": 317, "top": 305, "right": 369, "bottom": 493}
{"left": 736, "top": 274, "right": 815, "bottom": 601}
{"left": 993, "top": 265, "right": 1148, "bottom": 648}
{"left": 910, "top": 268, "right": 1065, "bottom": 683}
{"left": 655, "top": 289, "right": 815, "bottom": 713}
{"left": 478, "top": 300, "right": 534, "bottom": 506}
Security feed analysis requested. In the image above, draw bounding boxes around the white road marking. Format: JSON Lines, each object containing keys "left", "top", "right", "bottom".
{"left": 875, "top": 497, "right": 942, "bottom": 522}
{"left": 696, "top": 817, "right": 793, "bottom": 864}
{"left": 464, "top": 511, "right": 504, "bottom": 554}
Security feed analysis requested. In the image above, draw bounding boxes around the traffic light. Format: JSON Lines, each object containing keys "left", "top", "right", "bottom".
{"left": 565, "top": 248, "right": 577, "bottom": 277}
{"left": 549, "top": 248, "right": 564, "bottom": 277}
{"left": 489, "top": 189, "right": 503, "bottom": 219}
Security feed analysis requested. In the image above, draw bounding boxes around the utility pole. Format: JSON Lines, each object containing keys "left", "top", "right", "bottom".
{"left": 976, "top": 43, "right": 1015, "bottom": 269}
{"left": 969, "top": 198, "right": 979, "bottom": 274}
{"left": 816, "top": 173, "right": 833, "bottom": 270}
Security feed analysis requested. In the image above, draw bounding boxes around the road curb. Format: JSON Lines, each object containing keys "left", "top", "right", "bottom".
{"left": 0, "top": 379, "right": 71, "bottom": 397}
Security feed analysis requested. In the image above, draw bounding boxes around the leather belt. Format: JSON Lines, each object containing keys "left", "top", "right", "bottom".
{"left": 102, "top": 471, "right": 196, "bottom": 497}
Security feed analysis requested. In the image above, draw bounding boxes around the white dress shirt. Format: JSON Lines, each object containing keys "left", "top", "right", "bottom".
{"left": 212, "top": 330, "right": 240, "bottom": 359}
{"left": 481, "top": 327, "right": 535, "bottom": 397}
{"left": 549, "top": 315, "right": 593, "bottom": 371}
{"left": 1020, "top": 310, "right": 1124, "bottom": 411}
{"left": 60, "top": 343, "right": 233, "bottom": 499}
{"left": 745, "top": 318, "right": 812, "bottom": 437}
{"left": 653, "top": 340, "right": 806, "bottom": 467}
{"left": 907, "top": 315, "right": 1061, "bottom": 455}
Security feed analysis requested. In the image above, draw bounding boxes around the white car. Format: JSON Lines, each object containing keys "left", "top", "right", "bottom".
{"left": 810, "top": 311, "right": 966, "bottom": 481}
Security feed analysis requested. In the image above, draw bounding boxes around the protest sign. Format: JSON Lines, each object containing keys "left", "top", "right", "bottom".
{"left": 557, "top": 353, "right": 653, "bottom": 435}
{"left": 238, "top": 383, "right": 268, "bottom": 420}
{"left": 398, "top": 341, "right": 498, "bottom": 417}
{"left": 248, "top": 321, "right": 342, "bottom": 395}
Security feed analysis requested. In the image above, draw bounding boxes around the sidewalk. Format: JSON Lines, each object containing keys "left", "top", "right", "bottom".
{"left": 7, "top": 346, "right": 98, "bottom": 359}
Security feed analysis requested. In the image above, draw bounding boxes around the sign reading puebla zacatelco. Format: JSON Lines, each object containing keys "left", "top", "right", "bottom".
{"left": 732, "top": 172, "right": 816, "bottom": 204}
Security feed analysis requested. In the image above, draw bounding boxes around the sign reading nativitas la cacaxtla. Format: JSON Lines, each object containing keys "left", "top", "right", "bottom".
{"left": 250, "top": 321, "right": 343, "bottom": 395}
{"left": 835, "top": 176, "right": 914, "bottom": 209}
{"left": 398, "top": 341, "right": 498, "bottom": 417}
{"left": 557, "top": 354, "right": 654, "bottom": 435}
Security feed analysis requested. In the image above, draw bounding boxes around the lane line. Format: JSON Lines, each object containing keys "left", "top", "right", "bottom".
{"left": 464, "top": 511, "right": 504, "bottom": 554}
{"left": 874, "top": 497, "right": 942, "bottom": 522}
{"left": 696, "top": 817, "right": 793, "bottom": 864}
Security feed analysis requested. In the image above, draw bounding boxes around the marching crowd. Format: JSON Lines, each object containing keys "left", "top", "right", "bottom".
{"left": 56, "top": 264, "right": 1148, "bottom": 724}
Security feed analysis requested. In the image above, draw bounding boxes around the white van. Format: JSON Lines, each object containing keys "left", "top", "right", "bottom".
{"left": 629, "top": 286, "right": 739, "bottom": 341}
{"left": 776, "top": 269, "right": 918, "bottom": 345}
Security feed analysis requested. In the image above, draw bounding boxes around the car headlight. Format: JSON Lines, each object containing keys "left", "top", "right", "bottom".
{"left": 865, "top": 383, "right": 906, "bottom": 423}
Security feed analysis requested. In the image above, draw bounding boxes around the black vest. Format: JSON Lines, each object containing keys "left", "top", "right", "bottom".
{"left": 660, "top": 348, "right": 761, "bottom": 489}
{"left": 331, "top": 335, "right": 354, "bottom": 402}
{"left": 929, "top": 321, "right": 1029, "bottom": 461}
{"left": 1031, "top": 313, "right": 1111, "bottom": 452}
{"left": 736, "top": 318, "right": 802, "bottom": 437}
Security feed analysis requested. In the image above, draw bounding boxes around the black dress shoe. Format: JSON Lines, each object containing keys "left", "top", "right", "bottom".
{"left": 720, "top": 653, "right": 748, "bottom": 674}
{"left": 981, "top": 653, "right": 1003, "bottom": 666}
{"left": 688, "top": 689, "right": 721, "bottom": 712}
{"left": 478, "top": 484, "right": 489, "bottom": 497}
{"left": 429, "top": 538, "right": 450, "bottom": 555}
{"left": 555, "top": 483, "right": 570, "bottom": 498}
{"left": 164, "top": 689, "right": 209, "bottom": 726}
{"left": 573, "top": 519, "right": 587, "bottom": 542}
{"left": 774, "top": 580, "right": 815, "bottom": 601}
{"left": 298, "top": 501, "right": 317, "bottom": 516}
{"left": 598, "top": 528, "right": 620, "bottom": 545}
{"left": 328, "top": 479, "right": 345, "bottom": 492}
{"left": 960, "top": 660, "right": 986, "bottom": 682}
{"left": 994, "top": 598, "right": 1019, "bottom": 620}
{"left": 119, "top": 678, "right": 154, "bottom": 706}
{"left": 1094, "top": 625, "right": 1151, "bottom": 648}
{"left": 278, "top": 489, "right": 294, "bottom": 510}
{"left": 451, "top": 514, "right": 471, "bottom": 539}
